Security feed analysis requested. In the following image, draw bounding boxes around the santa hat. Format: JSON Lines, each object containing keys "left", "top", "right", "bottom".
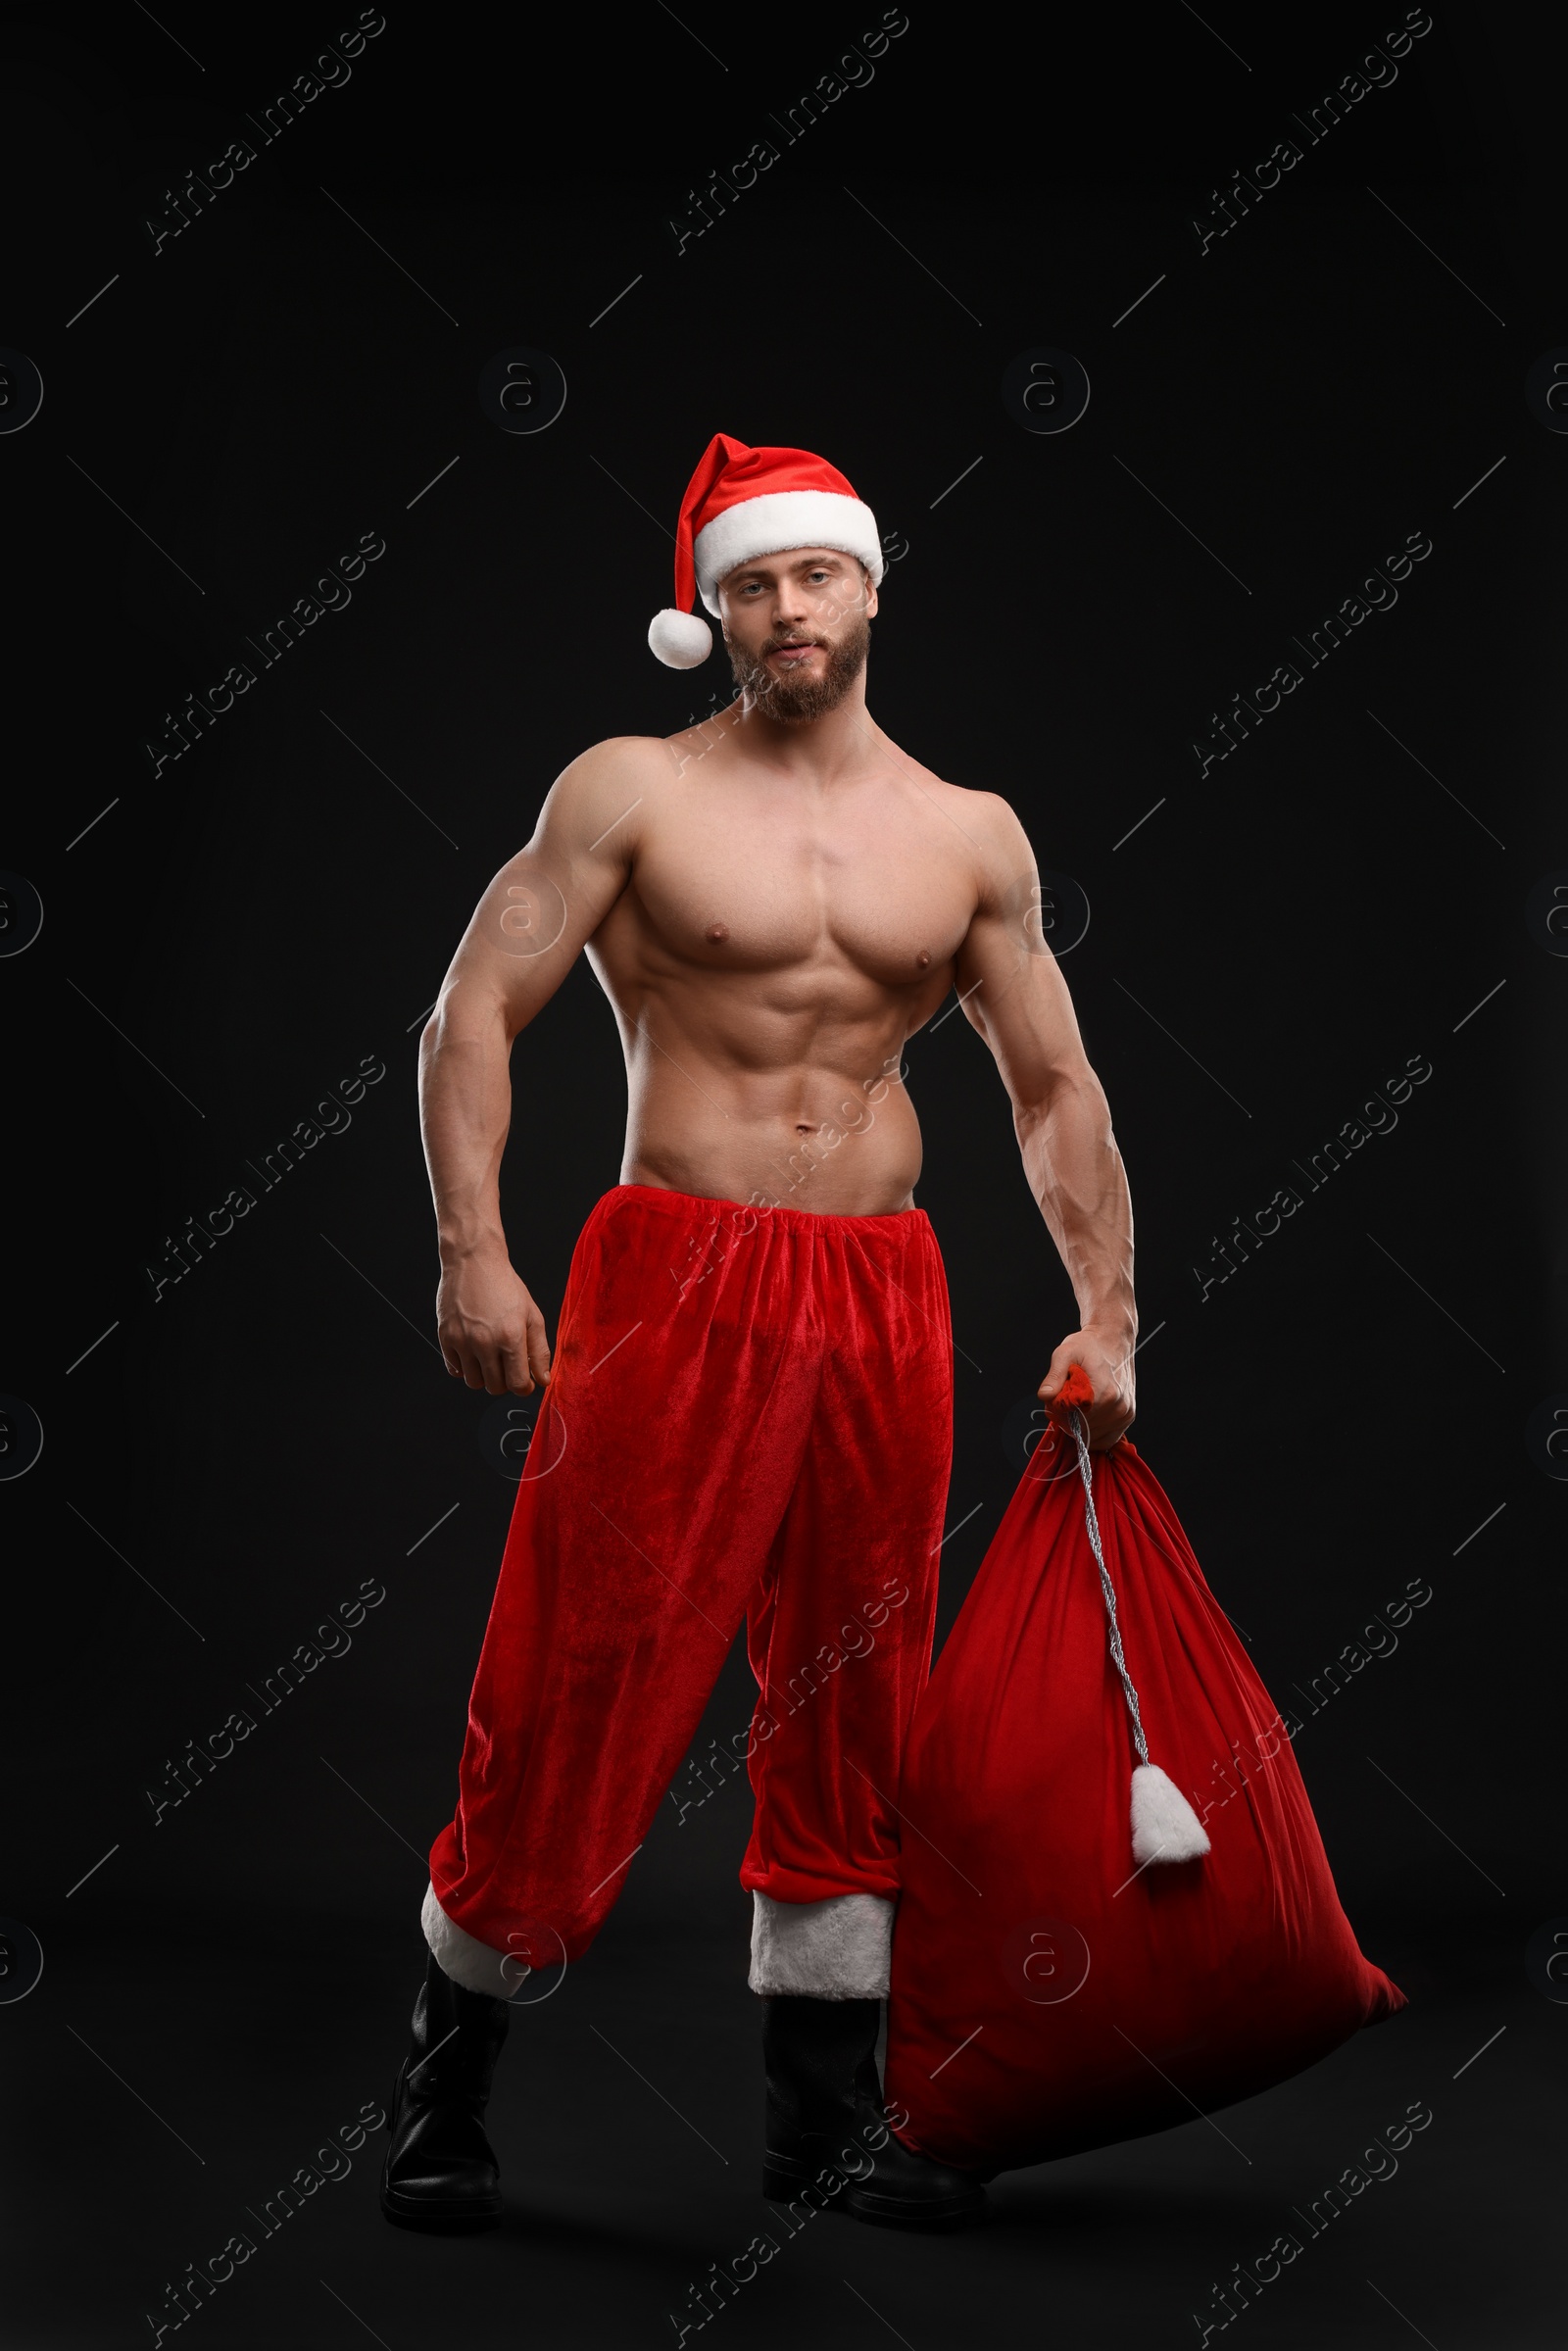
{"left": 648, "top": 433, "right": 884, "bottom": 668}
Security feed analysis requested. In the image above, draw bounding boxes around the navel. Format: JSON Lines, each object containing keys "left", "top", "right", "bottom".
{"left": 707, "top": 921, "right": 730, "bottom": 944}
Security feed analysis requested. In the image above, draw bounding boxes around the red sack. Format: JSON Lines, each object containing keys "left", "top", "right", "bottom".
{"left": 885, "top": 1376, "right": 1404, "bottom": 2176}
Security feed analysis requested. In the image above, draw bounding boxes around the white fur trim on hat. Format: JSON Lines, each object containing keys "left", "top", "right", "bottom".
{"left": 748, "top": 1889, "right": 894, "bottom": 1999}
{"left": 649, "top": 607, "right": 713, "bottom": 667}
{"left": 695, "top": 491, "right": 883, "bottom": 616}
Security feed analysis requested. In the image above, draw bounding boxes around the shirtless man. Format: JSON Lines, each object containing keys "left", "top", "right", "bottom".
{"left": 380, "top": 437, "right": 1136, "bottom": 2235}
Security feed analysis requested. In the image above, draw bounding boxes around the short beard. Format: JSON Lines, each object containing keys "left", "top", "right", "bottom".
{"left": 727, "top": 615, "right": 870, "bottom": 721}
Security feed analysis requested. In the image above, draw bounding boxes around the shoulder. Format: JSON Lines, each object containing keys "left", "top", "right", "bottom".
{"left": 549, "top": 733, "right": 673, "bottom": 795}
{"left": 901, "top": 770, "right": 1038, "bottom": 929}
{"left": 535, "top": 734, "right": 672, "bottom": 849}
{"left": 954, "top": 785, "right": 1032, "bottom": 858}
{"left": 893, "top": 757, "right": 1032, "bottom": 869}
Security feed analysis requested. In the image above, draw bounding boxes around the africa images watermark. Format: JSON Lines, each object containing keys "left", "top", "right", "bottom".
{"left": 1190, "top": 2095, "right": 1435, "bottom": 2342}
{"left": 1185, "top": 1574, "right": 1436, "bottom": 1839}
{"left": 666, "top": 1576, "right": 912, "bottom": 1828}
{"left": 142, "top": 2094, "right": 386, "bottom": 2343}
{"left": 1190, "top": 532, "right": 1434, "bottom": 779}
{"left": 1191, "top": 1053, "right": 1433, "bottom": 1303}
{"left": 144, "top": 1053, "right": 387, "bottom": 1302}
{"left": 666, "top": 10, "right": 910, "bottom": 257}
{"left": 143, "top": 532, "right": 388, "bottom": 781}
{"left": 667, "top": 2103, "right": 913, "bottom": 2343}
{"left": 144, "top": 1578, "right": 387, "bottom": 1826}
{"left": 143, "top": 11, "right": 389, "bottom": 258}
{"left": 1188, "top": 9, "right": 1435, "bottom": 258}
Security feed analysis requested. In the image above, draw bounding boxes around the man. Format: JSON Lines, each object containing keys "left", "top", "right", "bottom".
{"left": 380, "top": 434, "right": 1137, "bottom": 2233}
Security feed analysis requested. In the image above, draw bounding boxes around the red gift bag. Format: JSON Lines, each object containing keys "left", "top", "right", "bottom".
{"left": 885, "top": 1374, "right": 1404, "bottom": 2177}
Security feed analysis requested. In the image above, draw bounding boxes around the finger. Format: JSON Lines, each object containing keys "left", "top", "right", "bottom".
{"left": 501, "top": 1336, "right": 535, "bottom": 1396}
{"left": 527, "top": 1313, "right": 553, "bottom": 1387}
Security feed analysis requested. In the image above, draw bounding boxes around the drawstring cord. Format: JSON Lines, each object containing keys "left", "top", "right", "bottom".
{"left": 1051, "top": 1381, "right": 1211, "bottom": 1867}
{"left": 1065, "top": 1403, "right": 1150, "bottom": 1768}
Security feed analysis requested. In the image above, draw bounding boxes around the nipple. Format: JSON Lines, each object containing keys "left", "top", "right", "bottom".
{"left": 707, "top": 922, "right": 730, "bottom": 943}
{"left": 916, "top": 949, "right": 931, "bottom": 968}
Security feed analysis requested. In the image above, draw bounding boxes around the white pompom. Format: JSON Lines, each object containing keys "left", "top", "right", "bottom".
{"left": 1130, "top": 1763, "right": 1211, "bottom": 1867}
{"left": 648, "top": 608, "right": 712, "bottom": 667}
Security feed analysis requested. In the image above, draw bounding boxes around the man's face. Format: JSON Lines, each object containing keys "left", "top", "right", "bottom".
{"left": 716, "top": 548, "right": 877, "bottom": 721}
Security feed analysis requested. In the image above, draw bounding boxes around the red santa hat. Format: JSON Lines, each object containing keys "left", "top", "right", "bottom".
{"left": 648, "top": 433, "right": 884, "bottom": 668}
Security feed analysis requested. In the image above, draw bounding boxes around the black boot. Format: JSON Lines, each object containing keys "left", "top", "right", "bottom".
{"left": 761, "top": 1995, "right": 987, "bottom": 2230}
{"left": 380, "top": 1952, "right": 510, "bottom": 2230}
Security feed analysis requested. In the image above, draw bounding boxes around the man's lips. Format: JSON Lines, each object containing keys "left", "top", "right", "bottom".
{"left": 768, "top": 642, "right": 823, "bottom": 663}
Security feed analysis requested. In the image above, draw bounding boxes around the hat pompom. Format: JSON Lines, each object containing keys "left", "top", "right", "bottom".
{"left": 649, "top": 608, "right": 712, "bottom": 668}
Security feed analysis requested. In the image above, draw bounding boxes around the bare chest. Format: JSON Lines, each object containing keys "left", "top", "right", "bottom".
{"left": 622, "top": 786, "right": 976, "bottom": 986}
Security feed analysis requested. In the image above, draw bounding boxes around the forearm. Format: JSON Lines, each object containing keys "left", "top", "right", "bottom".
{"left": 1015, "top": 1067, "right": 1136, "bottom": 1345}
{"left": 418, "top": 999, "right": 514, "bottom": 1267}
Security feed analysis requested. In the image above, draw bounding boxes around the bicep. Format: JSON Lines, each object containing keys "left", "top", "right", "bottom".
{"left": 441, "top": 748, "right": 647, "bottom": 1036}
{"left": 953, "top": 800, "right": 1091, "bottom": 1105}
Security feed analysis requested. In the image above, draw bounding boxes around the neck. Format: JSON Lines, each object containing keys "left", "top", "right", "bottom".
{"left": 733, "top": 675, "right": 878, "bottom": 782}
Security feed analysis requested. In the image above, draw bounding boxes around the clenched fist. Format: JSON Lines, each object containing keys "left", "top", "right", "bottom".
{"left": 1037, "top": 1325, "right": 1135, "bottom": 1450}
{"left": 436, "top": 1247, "right": 552, "bottom": 1396}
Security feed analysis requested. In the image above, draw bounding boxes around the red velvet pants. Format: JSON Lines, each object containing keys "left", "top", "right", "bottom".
{"left": 426, "top": 1184, "right": 954, "bottom": 1966}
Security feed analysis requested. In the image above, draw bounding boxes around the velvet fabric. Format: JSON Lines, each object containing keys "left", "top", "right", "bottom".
{"left": 426, "top": 1184, "right": 953, "bottom": 1971}
{"left": 884, "top": 1412, "right": 1405, "bottom": 2177}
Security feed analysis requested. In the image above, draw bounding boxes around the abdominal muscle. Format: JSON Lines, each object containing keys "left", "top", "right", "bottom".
{"left": 587, "top": 876, "right": 951, "bottom": 1217}
{"left": 614, "top": 1016, "right": 925, "bottom": 1217}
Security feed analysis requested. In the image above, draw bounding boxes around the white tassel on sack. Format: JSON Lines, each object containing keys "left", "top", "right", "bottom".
{"left": 1060, "top": 1387, "right": 1210, "bottom": 1871}
{"left": 1130, "top": 1762, "right": 1211, "bottom": 1866}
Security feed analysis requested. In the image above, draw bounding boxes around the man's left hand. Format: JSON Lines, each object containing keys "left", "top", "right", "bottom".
{"left": 1038, "top": 1327, "right": 1136, "bottom": 1450}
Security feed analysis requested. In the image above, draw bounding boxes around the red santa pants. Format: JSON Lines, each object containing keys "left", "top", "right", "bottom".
{"left": 424, "top": 1184, "right": 953, "bottom": 1989}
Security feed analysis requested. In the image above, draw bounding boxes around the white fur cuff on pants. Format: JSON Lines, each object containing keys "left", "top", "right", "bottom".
{"left": 420, "top": 1882, "right": 519, "bottom": 1999}
{"left": 748, "top": 1891, "right": 894, "bottom": 1999}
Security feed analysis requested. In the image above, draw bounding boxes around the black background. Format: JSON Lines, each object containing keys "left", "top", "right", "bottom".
{"left": 2, "top": 1, "right": 1563, "bottom": 2344}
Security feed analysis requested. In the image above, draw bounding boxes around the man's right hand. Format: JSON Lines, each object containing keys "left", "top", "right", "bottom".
{"left": 436, "top": 1249, "right": 552, "bottom": 1396}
